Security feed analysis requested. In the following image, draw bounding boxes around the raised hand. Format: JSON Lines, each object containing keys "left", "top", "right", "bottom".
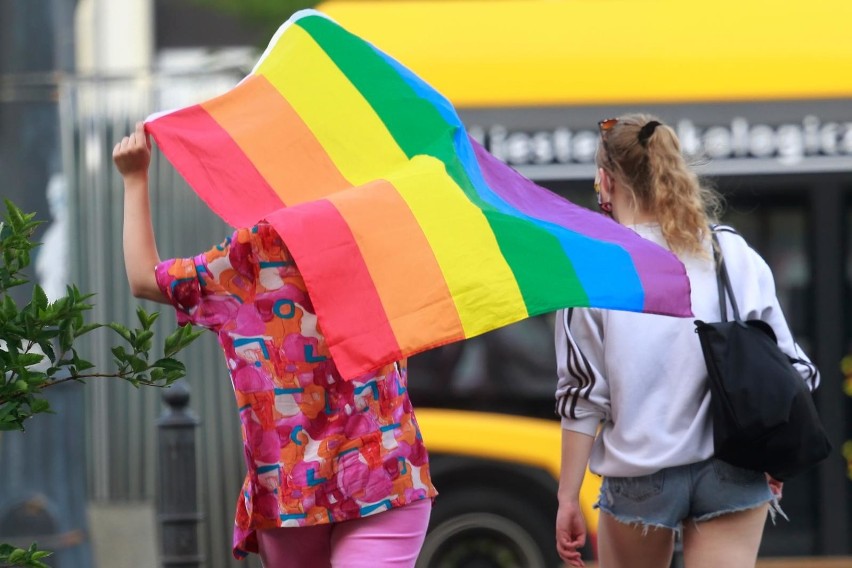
{"left": 113, "top": 121, "right": 151, "bottom": 180}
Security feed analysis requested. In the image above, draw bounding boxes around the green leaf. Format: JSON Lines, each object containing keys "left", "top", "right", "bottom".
{"left": 152, "top": 357, "right": 185, "bottom": 372}
{"left": 136, "top": 307, "right": 148, "bottom": 328}
{"left": 137, "top": 307, "right": 160, "bottom": 329}
{"left": 130, "top": 373, "right": 147, "bottom": 386}
{"left": 7, "top": 199, "right": 25, "bottom": 226}
{"left": 31, "top": 285, "right": 48, "bottom": 311}
{"left": 37, "top": 341, "right": 56, "bottom": 362}
{"left": 175, "top": 324, "right": 203, "bottom": 352}
{"left": 30, "top": 399, "right": 51, "bottom": 413}
{"left": 2, "top": 294, "right": 18, "bottom": 317}
{"left": 127, "top": 355, "right": 148, "bottom": 373}
{"left": 58, "top": 325, "right": 74, "bottom": 353}
{"left": 163, "top": 329, "right": 181, "bottom": 357}
{"left": 17, "top": 353, "right": 45, "bottom": 367}
{"left": 0, "top": 403, "right": 16, "bottom": 421}
{"left": 74, "top": 359, "right": 95, "bottom": 372}
{"left": 107, "top": 323, "right": 132, "bottom": 342}
{"left": 134, "top": 330, "right": 154, "bottom": 351}
{"left": 164, "top": 370, "right": 185, "bottom": 385}
{"left": 77, "top": 322, "right": 101, "bottom": 335}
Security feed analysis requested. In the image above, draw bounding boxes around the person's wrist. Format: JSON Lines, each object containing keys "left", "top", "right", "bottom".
{"left": 122, "top": 171, "right": 149, "bottom": 187}
{"left": 557, "top": 491, "right": 581, "bottom": 506}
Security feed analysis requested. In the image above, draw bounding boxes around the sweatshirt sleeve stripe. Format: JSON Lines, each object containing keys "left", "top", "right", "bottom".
{"left": 558, "top": 308, "right": 598, "bottom": 420}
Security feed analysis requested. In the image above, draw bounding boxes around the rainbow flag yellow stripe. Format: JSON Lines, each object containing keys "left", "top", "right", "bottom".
{"left": 146, "top": 10, "right": 692, "bottom": 379}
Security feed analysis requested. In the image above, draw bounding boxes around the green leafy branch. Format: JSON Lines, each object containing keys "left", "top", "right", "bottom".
{"left": 0, "top": 543, "right": 51, "bottom": 568}
{"left": 0, "top": 198, "right": 202, "bottom": 433}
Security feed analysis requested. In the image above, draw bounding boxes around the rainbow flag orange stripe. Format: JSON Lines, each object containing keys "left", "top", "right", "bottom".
{"left": 146, "top": 10, "right": 692, "bottom": 380}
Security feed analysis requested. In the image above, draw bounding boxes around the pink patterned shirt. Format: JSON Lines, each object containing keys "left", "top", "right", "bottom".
{"left": 155, "top": 222, "right": 437, "bottom": 558}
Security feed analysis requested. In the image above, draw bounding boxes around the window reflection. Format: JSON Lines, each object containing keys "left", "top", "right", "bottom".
{"left": 723, "top": 202, "right": 812, "bottom": 351}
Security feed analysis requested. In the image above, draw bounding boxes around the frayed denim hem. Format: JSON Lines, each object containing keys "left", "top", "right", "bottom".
{"left": 595, "top": 502, "right": 682, "bottom": 538}
{"left": 692, "top": 494, "right": 789, "bottom": 527}
{"left": 596, "top": 495, "right": 787, "bottom": 537}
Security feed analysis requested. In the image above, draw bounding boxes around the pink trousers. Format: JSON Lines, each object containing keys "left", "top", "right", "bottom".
{"left": 257, "top": 499, "right": 432, "bottom": 568}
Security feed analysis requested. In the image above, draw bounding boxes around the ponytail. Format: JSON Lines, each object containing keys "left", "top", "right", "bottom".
{"left": 597, "top": 113, "right": 722, "bottom": 256}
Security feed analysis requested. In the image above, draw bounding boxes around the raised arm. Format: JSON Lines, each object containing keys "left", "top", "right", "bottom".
{"left": 113, "top": 122, "right": 168, "bottom": 304}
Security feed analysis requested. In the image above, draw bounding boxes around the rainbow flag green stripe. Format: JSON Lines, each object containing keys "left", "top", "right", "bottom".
{"left": 146, "top": 10, "right": 692, "bottom": 379}
{"left": 295, "top": 16, "right": 590, "bottom": 313}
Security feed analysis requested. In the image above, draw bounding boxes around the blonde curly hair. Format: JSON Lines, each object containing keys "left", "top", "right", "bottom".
{"left": 597, "top": 113, "right": 723, "bottom": 256}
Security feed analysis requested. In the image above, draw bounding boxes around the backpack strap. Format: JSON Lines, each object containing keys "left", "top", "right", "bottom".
{"left": 712, "top": 227, "right": 816, "bottom": 387}
{"left": 711, "top": 227, "right": 742, "bottom": 323}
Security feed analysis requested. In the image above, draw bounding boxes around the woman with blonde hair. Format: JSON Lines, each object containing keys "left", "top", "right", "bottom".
{"left": 553, "top": 114, "right": 817, "bottom": 568}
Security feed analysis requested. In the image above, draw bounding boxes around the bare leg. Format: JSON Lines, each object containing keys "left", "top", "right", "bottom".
{"left": 597, "top": 512, "right": 675, "bottom": 568}
{"left": 682, "top": 504, "right": 768, "bottom": 568}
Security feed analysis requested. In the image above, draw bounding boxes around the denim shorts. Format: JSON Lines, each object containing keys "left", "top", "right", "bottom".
{"left": 596, "top": 458, "right": 777, "bottom": 533}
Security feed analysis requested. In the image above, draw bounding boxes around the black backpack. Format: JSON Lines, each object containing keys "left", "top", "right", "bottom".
{"left": 694, "top": 231, "right": 831, "bottom": 481}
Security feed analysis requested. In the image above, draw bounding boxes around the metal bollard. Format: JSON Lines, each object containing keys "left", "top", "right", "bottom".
{"left": 157, "top": 382, "right": 204, "bottom": 568}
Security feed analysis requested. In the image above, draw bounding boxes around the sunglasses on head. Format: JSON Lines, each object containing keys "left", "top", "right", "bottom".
{"left": 598, "top": 118, "right": 618, "bottom": 136}
{"left": 599, "top": 117, "right": 663, "bottom": 146}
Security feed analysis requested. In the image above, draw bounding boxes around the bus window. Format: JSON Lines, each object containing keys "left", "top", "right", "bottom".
{"left": 408, "top": 314, "right": 559, "bottom": 420}
{"left": 722, "top": 195, "right": 813, "bottom": 350}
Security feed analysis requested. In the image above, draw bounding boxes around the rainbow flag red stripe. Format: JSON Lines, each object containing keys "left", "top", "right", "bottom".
{"left": 146, "top": 10, "right": 692, "bottom": 379}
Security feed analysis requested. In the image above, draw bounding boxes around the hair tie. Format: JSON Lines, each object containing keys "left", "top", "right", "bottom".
{"left": 638, "top": 121, "right": 661, "bottom": 146}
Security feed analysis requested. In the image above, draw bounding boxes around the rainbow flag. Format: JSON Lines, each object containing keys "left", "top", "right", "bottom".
{"left": 146, "top": 10, "right": 692, "bottom": 380}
